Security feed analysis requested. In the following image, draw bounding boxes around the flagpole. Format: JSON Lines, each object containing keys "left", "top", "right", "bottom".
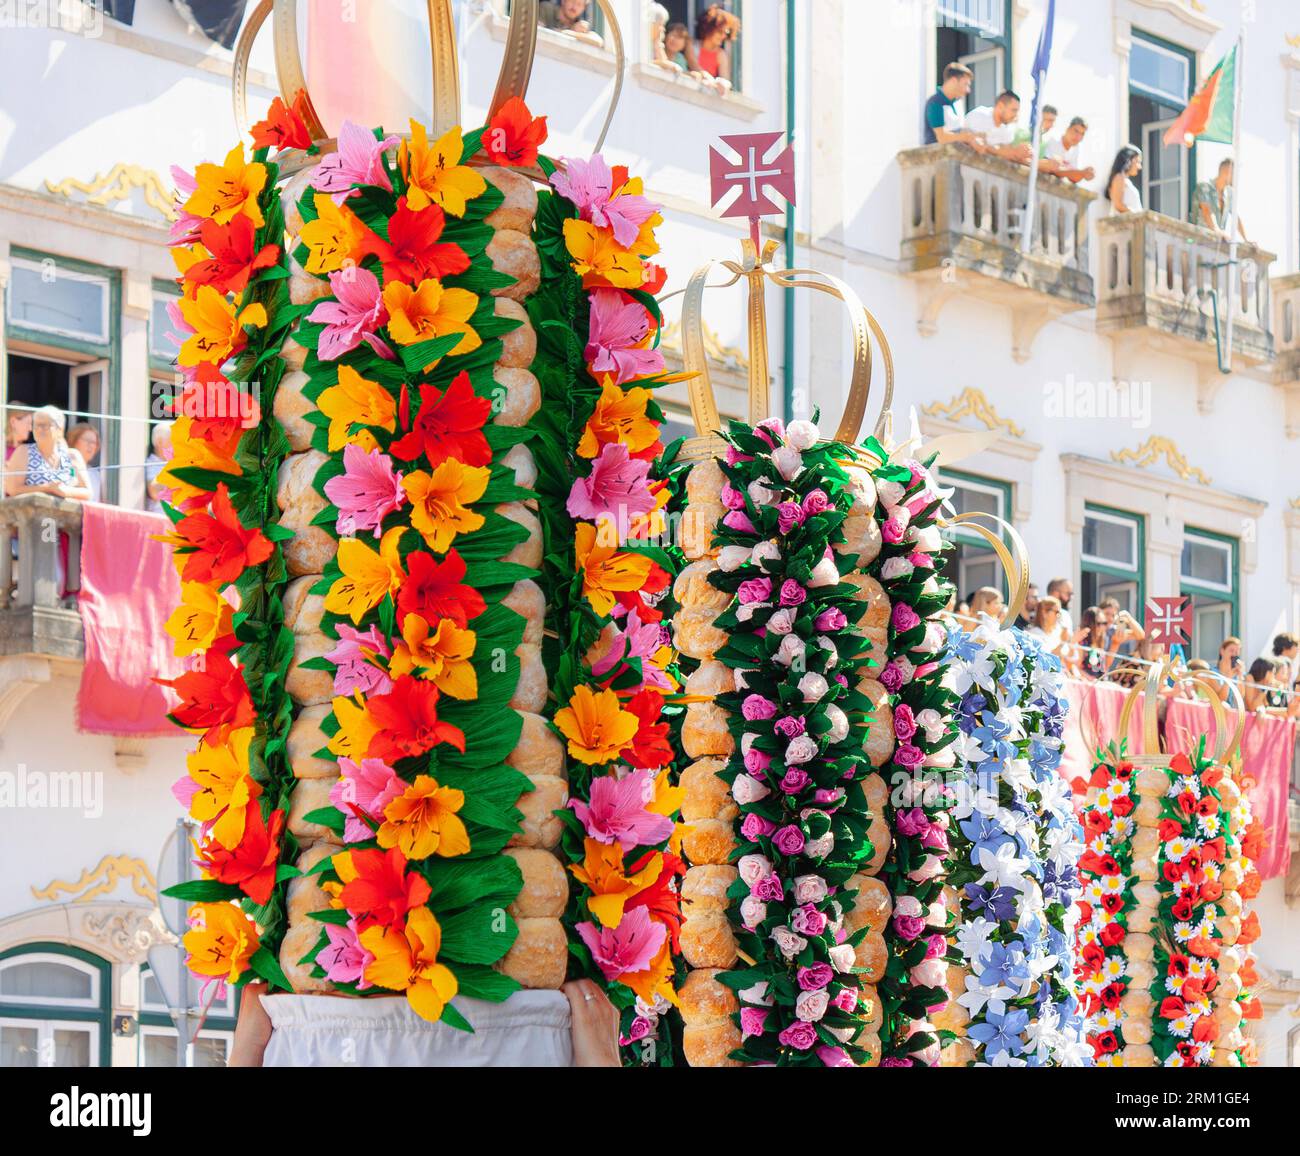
{"left": 1222, "top": 29, "right": 1244, "bottom": 373}
{"left": 1021, "top": 88, "right": 1046, "bottom": 256}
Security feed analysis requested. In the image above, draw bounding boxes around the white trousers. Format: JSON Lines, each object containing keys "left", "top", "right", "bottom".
{"left": 261, "top": 990, "right": 573, "bottom": 1067}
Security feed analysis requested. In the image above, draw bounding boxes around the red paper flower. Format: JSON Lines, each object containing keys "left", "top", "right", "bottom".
{"left": 1092, "top": 1031, "right": 1119, "bottom": 1056}
{"left": 1109, "top": 793, "right": 1134, "bottom": 818}
{"left": 250, "top": 91, "right": 313, "bottom": 151}
{"left": 396, "top": 549, "right": 486, "bottom": 628}
{"left": 338, "top": 846, "right": 432, "bottom": 931}
{"left": 172, "top": 484, "right": 274, "bottom": 585}
{"left": 484, "top": 97, "right": 548, "bottom": 168}
{"left": 173, "top": 377, "right": 257, "bottom": 455}
{"left": 621, "top": 689, "right": 673, "bottom": 769}
{"left": 366, "top": 675, "right": 466, "bottom": 762}
{"left": 1099, "top": 981, "right": 1125, "bottom": 1010}
{"left": 184, "top": 215, "right": 280, "bottom": 296}
{"left": 389, "top": 373, "right": 492, "bottom": 468}
{"left": 1099, "top": 923, "right": 1126, "bottom": 947}
{"left": 1084, "top": 810, "right": 1111, "bottom": 836}
{"left": 1171, "top": 895, "right": 1195, "bottom": 922}
{"left": 197, "top": 802, "right": 284, "bottom": 905}
{"left": 157, "top": 650, "right": 255, "bottom": 746}
{"left": 1238, "top": 910, "right": 1261, "bottom": 946}
{"left": 612, "top": 561, "right": 670, "bottom": 623}
{"left": 365, "top": 197, "right": 470, "bottom": 285}
{"left": 1157, "top": 818, "right": 1183, "bottom": 842}
{"left": 623, "top": 849, "right": 685, "bottom": 953}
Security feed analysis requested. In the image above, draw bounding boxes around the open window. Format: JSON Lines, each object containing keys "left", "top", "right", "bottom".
{"left": 521, "top": 0, "right": 607, "bottom": 47}
{"left": 1081, "top": 505, "right": 1145, "bottom": 615}
{"left": 936, "top": 0, "right": 1012, "bottom": 116}
{"left": 1129, "top": 31, "right": 1195, "bottom": 219}
{"left": 0, "top": 945, "right": 111, "bottom": 1067}
{"left": 657, "top": 0, "right": 744, "bottom": 92}
{"left": 937, "top": 469, "right": 1012, "bottom": 605}
{"left": 136, "top": 964, "right": 239, "bottom": 1067}
{"left": 1180, "top": 528, "right": 1238, "bottom": 663}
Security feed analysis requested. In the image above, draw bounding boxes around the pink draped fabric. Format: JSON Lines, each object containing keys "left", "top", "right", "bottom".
{"left": 1060, "top": 679, "right": 1142, "bottom": 789}
{"left": 76, "top": 503, "right": 182, "bottom": 736}
{"left": 1166, "top": 698, "right": 1294, "bottom": 880}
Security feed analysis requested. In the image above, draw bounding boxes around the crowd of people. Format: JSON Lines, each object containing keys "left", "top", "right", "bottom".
{"left": 923, "top": 60, "right": 1246, "bottom": 234}
{"left": 948, "top": 577, "right": 1300, "bottom": 720}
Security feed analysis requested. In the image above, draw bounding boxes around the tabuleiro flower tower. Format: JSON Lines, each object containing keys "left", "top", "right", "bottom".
{"left": 1074, "top": 664, "right": 1265, "bottom": 1067}
{"left": 661, "top": 145, "right": 973, "bottom": 1064}
{"left": 159, "top": 0, "right": 689, "bottom": 1061}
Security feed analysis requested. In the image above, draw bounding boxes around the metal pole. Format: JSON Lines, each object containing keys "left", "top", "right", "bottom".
{"left": 782, "top": 0, "right": 796, "bottom": 425}
{"left": 1222, "top": 32, "right": 1244, "bottom": 373}
{"left": 1021, "top": 75, "right": 1047, "bottom": 256}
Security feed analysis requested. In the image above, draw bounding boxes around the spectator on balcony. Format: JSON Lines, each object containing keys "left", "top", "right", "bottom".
{"left": 145, "top": 422, "right": 174, "bottom": 514}
{"left": 1272, "top": 631, "right": 1299, "bottom": 693}
{"left": 5, "top": 409, "right": 32, "bottom": 454}
{"left": 1243, "top": 656, "right": 1282, "bottom": 714}
{"left": 1191, "top": 159, "right": 1248, "bottom": 243}
{"left": 1099, "top": 596, "right": 1144, "bottom": 658}
{"left": 969, "top": 585, "right": 1006, "bottom": 624}
{"left": 924, "top": 62, "right": 983, "bottom": 147}
{"left": 691, "top": 5, "right": 739, "bottom": 93}
{"left": 1041, "top": 116, "right": 1096, "bottom": 184}
{"left": 1076, "top": 605, "right": 1113, "bottom": 679}
{"left": 67, "top": 422, "right": 103, "bottom": 503}
{"left": 1027, "top": 594, "right": 1069, "bottom": 657}
{"left": 3, "top": 406, "right": 91, "bottom": 502}
{"left": 540, "top": 0, "right": 594, "bottom": 37}
{"left": 1046, "top": 576, "right": 1075, "bottom": 635}
{"left": 1013, "top": 105, "right": 1056, "bottom": 157}
{"left": 963, "top": 91, "right": 1033, "bottom": 164}
{"left": 1216, "top": 635, "right": 1244, "bottom": 690}
{"left": 659, "top": 20, "right": 691, "bottom": 72}
{"left": 1105, "top": 146, "right": 1143, "bottom": 214}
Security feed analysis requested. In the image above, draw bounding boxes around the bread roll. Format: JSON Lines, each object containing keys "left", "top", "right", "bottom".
{"left": 494, "top": 298, "right": 537, "bottom": 368}
{"left": 288, "top": 704, "right": 336, "bottom": 778}
{"left": 273, "top": 370, "right": 317, "bottom": 452}
{"left": 505, "top": 848, "right": 569, "bottom": 919}
{"left": 491, "top": 366, "right": 542, "bottom": 427}
{"left": 502, "top": 443, "right": 537, "bottom": 492}
{"left": 487, "top": 229, "right": 541, "bottom": 299}
{"left": 681, "top": 818, "right": 737, "bottom": 866}
{"left": 482, "top": 167, "right": 538, "bottom": 232}
{"left": 674, "top": 606, "right": 728, "bottom": 659}
{"left": 505, "top": 711, "right": 565, "bottom": 779}
{"left": 286, "top": 632, "right": 336, "bottom": 706}
{"left": 685, "top": 458, "right": 726, "bottom": 503}
{"left": 680, "top": 864, "right": 737, "bottom": 915}
{"left": 509, "top": 643, "right": 548, "bottom": 712}
{"left": 279, "top": 920, "right": 333, "bottom": 994}
{"left": 680, "top": 912, "right": 738, "bottom": 969}
{"left": 508, "top": 775, "right": 568, "bottom": 849}
{"left": 680, "top": 757, "right": 734, "bottom": 823}
{"left": 682, "top": 701, "right": 734, "bottom": 758}
{"left": 498, "top": 501, "right": 543, "bottom": 569}
{"left": 497, "top": 917, "right": 567, "bottom": 988}
{"left": 501, "top": 580, "right": 545, "bottom": 646}
{"left": 673, "top": 560, "right": 731, "bottom": 611}
{"left": 287, "top": 776, "right": 343, "bottom": 845}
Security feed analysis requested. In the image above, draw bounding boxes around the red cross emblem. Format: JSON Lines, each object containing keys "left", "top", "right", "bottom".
{"left": 709, "top": 132, "right": 796, "bottom": 247}
{"left": 1144, "top": 596, "right": 1193, "bottom": 646}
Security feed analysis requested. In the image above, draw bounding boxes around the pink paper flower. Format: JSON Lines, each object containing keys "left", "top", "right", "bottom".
{"left": 169, "top": 165, "right": 203, "bottom": 244}
{"left": 575, "top": 907, "right": 666, "bottom": 983}
{"left": 310, "top": 120, "right": 399, "bottom": 203}
{"left": 569, "top": 769, "right": 675, "bottom": 852}
{"left": 329, "top": 755, "right": 404, "bottom": 843}
{"left": 317, "top": 918, "right": 374, "bottom": 988}
{"left": 309, "top": 265, "right": 395, "bottom": 362}
{"left": 566, "top": 442, "right": 655, "bottom": 523}
{"left": 325, "top": 623, "right": 394, "bottom": 698}
{"left": 323, "top": 442, "right": 406, "bottom": 538}
{"left": 585, "top": 289, "right": 665, "bottom": 384}
{"left": 590, "top": 610, "right": 673, "bottom": 692}
{"left": 551, "top": 154, "right": 660, "bottom": 247}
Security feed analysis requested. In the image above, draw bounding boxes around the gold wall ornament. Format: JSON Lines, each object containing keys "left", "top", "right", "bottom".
{"left": 1110, "top": 435, "right": 1212, "bottom": 486}
{"left": 32, "top": 855, "right": 158, "bottom": 905}
{"left": 1286, "top": 33, "right": 1300, "bottom": 51}
{"left": 233, "top": 0, "right": 623, "bottom": 171}
{"left": 922, "top": 387, "right": 1025, "bottom": 438}
{"left": 663, "top": 237, "right": 893, "bottom": 459}
{"left": 44, "top": 164, "right": 178, "bottom": 221}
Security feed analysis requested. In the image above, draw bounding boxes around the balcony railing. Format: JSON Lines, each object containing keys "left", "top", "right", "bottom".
{"left": 0, "top": 494, "right": 86, "bottom": 660}
{"left": 897, "top": 142, "right": 1097, "bottom": 307}
{"left": 1095, "top": 211, "right": 1275, "bottom": 367}
{"left": 1273, "top": 272, "right": 1300, "bottom": 379}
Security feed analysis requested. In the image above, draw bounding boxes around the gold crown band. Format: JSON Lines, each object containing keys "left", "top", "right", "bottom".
{"left": 940, "top": 512, "right": 1031, "bottom": 626}
{"left": 668, "top": 238, "right": 893, "bottom": 459}
{"left": 1112, "top": 659, "right": 1245, "bottom": 768}
{"left": 232, "top": 0, "right": 623, "bottom": 163}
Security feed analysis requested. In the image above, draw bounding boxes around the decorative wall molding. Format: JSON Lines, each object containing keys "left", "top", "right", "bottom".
{"left": 0, "top": 901, "right": 172, "bottom": 967}
{"left": 922, "top": 387, "right": 1025, "bottom": 438}
{"left": 1110, "top": 435, "right": 1213, "bottom": 486}
{"left": 44, "top": 164, "right": 178, "bottom": 222}
{"left": 32, "top": 854, "right": 158, "bottom": 905}
{"left": 660, "top": 319, "right": 750, "bottom": 370}
{"left": 80, "top": 907, "right": 171, "bottom": 962}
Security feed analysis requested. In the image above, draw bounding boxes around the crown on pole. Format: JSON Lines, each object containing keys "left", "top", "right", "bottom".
{"left": 232, "top": 0, "right": 625, "bottom": 174}
{"left": 672, "top": 133, "right": 894, "bottom": 462}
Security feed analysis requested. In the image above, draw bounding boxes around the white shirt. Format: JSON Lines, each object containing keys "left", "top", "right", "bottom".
{"left": 1114, "top": 177, "right": 1142, "bottom": 215}
{"left": 964, "top": 106, "right": 1017, "bottom": 146}
{"left": 1044, "top": 134, "right": 1080, "bottom": 168}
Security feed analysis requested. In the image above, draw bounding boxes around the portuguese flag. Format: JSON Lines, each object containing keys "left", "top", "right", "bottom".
{"left": 1164, "top": 46, "right": 1236, "bottom": 146}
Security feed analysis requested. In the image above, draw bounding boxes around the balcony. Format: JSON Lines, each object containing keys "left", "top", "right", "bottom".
{"left": 1272, "top": 273, "right": 1300, "bottom": 438}
{"left": 897, "top": 142, "right": 1097, "bottom": 362}
{"left": 1095, "top": 212, "right": 1276, "bottom": 412}
{"left": 0, "top": 494, "right": 85, "bottom": 661}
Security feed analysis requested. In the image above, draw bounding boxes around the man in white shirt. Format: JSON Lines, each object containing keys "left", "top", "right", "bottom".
{"left": 963, "top": 91, "right": 1032, "bottom": 163}
{"left": 1041, "top": 116, "right": 1096, "bottom": 183}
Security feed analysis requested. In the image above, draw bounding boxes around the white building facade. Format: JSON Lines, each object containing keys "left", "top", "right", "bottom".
{"left": 0, "top": 0, "right": 1296, "bottom": 1065}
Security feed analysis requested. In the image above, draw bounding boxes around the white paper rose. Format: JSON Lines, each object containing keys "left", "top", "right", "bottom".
{"left": 795, "top": 989, "right": 830, "bottom": 1023}
{"left": 824, "top": 703, "right": 849, "bottom": 742}
{"left": 772, "top": 926, "right": 809, "bottom": 959}
{"left": 804, "top": 832, "right": 834, "bottom": 858}
{"left": 784, "top": 735, "right": 819, "bottom": 764}
{"left": 829, "top": 943, "right": 856, "bottom": 973}
{"left": 772, "top": 445, "right": 803, "bottom": 480}
{"left": 737, "top": 853, "right": 773, "bottom": 886}
{"left": 766, "top": 607, "right": 796, "bottom": 636}
{"left": 785, "top": 419, "right": 820, "bottom": 450}
{"left": 793, "top": 874, "right": 829, "bottom": 904}
{"left": 732, "top": 774, "right": 771, "bottom": 805}
{"left": 740, "top": 896, "right": 768, "bottom": 929}
{"left": 717, "top": 545, "right": 752, "bottom": 572}
{"left": 807, "top": 556, "right": 841, "bottom": 587}
{"left": 797, "top": 672, "right": 829, "bottom": 702}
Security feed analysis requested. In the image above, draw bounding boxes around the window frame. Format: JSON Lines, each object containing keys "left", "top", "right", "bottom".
{"left": 936, "top": 0, "right": 1013, "bottom": 112}
{"left": 0, "top": 943, "right": 112, "bottom": 1067}
{"left": 1081, "top": 503, "right": 1146, "bottom": 612}
{"left": 6, "top": 255, "right": 112, "bottom": 346}
{"left": 1128, "top": 28, "right": 1197, "bottom": 218}
{"left": 938, "top": 468, "right": 1013, "bottom": 600}
{"left": 1179, "top": 526, "right": 1240, "bottom": 648}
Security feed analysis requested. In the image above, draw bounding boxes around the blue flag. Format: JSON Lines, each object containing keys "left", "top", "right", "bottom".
{"left": 1030, "top": 0, "right": 1056, "bottom": 132}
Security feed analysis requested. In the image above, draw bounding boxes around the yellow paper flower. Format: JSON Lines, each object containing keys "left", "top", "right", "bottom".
{"left": 183, "top": 145, "right": 267, "bottom": 227}
{"left": 378, "top": 773, "right": 471, "bottom": 861}
{"left": 574, "top": 521, "right": 656, "bottom": 617}
{"left": 576, "top": 377, "right": 659, "bottom": 458}
{"left": 388, "top": 614, "right": 478, "bottom": 700}
{"left": 646, "top": 768, "right": 684, "bottom": 821}
{"left": 325, "top": 526, "right": 406, "bottom": 624}
{"left": 398, "top": 121, "right": 487, "bottom": 216}
{"left": 159, "top": 416, "right": 242, "bottom": 508}
{"left": 562, "top": 219, "right": 644, "bottom": 288}
{"left": 382, "top": 278, "right": 481, "bottom": 364}
{"left": 184, "top": 726, "right": 258, "bottom": 848}
{"left": 183, "top": 901, "right": 260, "bottom": 983}
{"left": 317, "top": 365, "right": 397, "bottom": 453}
{"left": 177, "top": 284, "right": 268, "bottom": 368}
{"left": 166, "top": 581, "right": 235, "bottom": 657}
{"left": 327, "top": 692, "right": 379, "bottom": 760}
{"left": 621, "top": 939, "right": 679, "bottom": 1008}
{"left": 570, "top": 841, "right": 662, "bottom": 929}
{"left": 360, "top": 906, "right": 459, "bottom": 1023}
{"left": 401, "top": 459, "right": 489, "bottom": 552}
{"left": 299, "top": 195, "right": 369, "bottom": 275}
{"left": 554, "top": 683, "right": 640, "bottom": 765}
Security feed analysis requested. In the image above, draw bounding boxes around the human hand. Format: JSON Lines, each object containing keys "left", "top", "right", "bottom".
{"left": 563, "top": 978, "right": 621, "bottom": 1067}
{"left": 228, "top": 981, "right": 273, "bottom": 1067}
{"left": 1083, "top": 167, "right": 1095, "bottom": 180}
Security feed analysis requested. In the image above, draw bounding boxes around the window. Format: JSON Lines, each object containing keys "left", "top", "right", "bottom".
{"left": 7, "top": 257, "right": 110, "bottom": 343}
{"left": 937, "top": 0, "right": 1012, "bottom": 115}
{"left": 938, "top": 470, "right": 1011, "bottom": 604}
{"left": 149, "top": 285, "right": 180, "bottom": 365}
{"left": 0, "top": 946, "right": 111, "bottom": 1067}
{"left": 1081, "top": 505, "right": 1144, "bottom": 615}
{"left": 1180, "top": 528, "right": 1238, "bottom": 663}
{"left": 136, "top": 964, "right": 238, "bottom": 1068}
{"left": 659, "top": 0, "right": 744, "bottom": 92}
{"left": 523, "top": 0, "right": 606, "bottom": 45}
{"left": 1129, "top": 32, "right": 1195, "bottom": 218}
